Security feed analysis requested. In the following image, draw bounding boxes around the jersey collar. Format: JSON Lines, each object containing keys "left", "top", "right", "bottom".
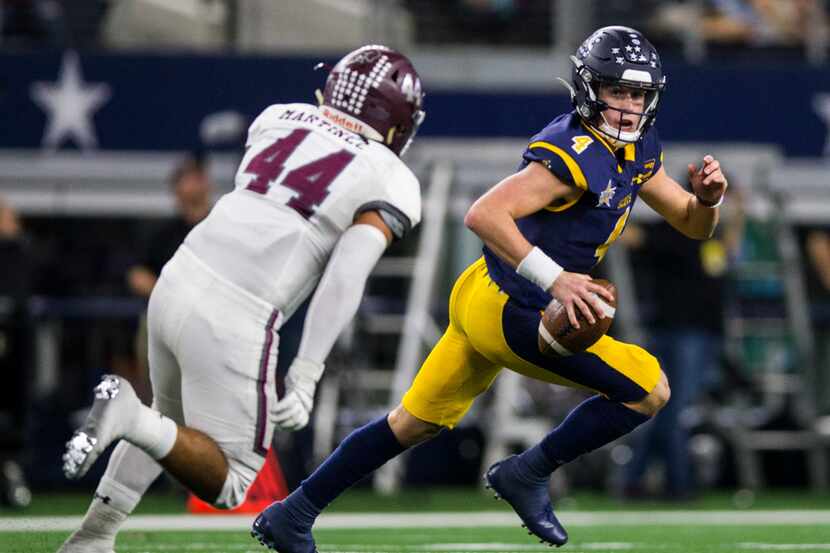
{"left": 580, "top": 120, "right": 637, "bottom": 171}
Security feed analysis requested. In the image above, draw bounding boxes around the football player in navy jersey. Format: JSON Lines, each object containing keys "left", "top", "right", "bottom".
{"left": 256, "top": 26, "right": 727, "bottom": 551}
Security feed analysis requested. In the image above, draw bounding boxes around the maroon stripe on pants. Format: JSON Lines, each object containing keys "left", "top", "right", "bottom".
{"left": 254, "top": 309, "right": 280, "bottom": 456}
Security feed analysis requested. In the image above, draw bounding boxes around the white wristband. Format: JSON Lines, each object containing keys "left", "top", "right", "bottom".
{"left": 696, "top": 194, "right": 724, "bottom": 208}
{"left": 516, "top": 247, "right": 563, "bottom": 292}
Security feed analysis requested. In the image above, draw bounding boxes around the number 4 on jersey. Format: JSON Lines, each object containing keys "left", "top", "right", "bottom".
{"left": 244, "top": 128, "right": 355, "bottom": 219}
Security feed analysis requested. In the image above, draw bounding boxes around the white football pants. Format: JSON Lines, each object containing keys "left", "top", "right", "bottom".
{"left": 147, "top": 245, "right": 283, "bottom": 507}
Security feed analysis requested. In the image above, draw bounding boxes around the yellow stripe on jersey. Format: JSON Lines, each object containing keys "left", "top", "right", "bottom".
{"left": 544, "top": 191, "right": 585, "bottom": 213}
{"left": 528, "top": 141, "right": 588, "bottom": 191}
{"left": 581, "top": 121, "right": 616, "bottom": 156}
{"left": 580, "top": 122, "right": 635, "bottom": 173}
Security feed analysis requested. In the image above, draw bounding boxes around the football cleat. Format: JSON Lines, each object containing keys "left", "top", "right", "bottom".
{"left": 251, "top": 501, "right": 317, "bottom": 553}
{"left": 62, "top": 375, "right": 140, "bottom": 480}
{"left": 484, "top": 455, "right": 568, "bottom": 547}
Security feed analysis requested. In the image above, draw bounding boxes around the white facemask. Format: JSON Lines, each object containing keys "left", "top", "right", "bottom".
{"left": 597, "top": 111, "right": 643, "bottom": 148}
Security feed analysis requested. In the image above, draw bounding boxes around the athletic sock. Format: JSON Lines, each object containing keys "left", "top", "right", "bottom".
{"left": 65, "top": 442, "right": 163, "bottom": 550}
{"left": 298, "top": 415, "right": 406, "bottom": 516}
{"left": 128, "top": 404, "right": 178, "bottom": 460}
{"left": 73, "top": 495, "right": 128, "bottom": 543}
{"left": 516, "top": 395, "right": 650, "bottom": 480}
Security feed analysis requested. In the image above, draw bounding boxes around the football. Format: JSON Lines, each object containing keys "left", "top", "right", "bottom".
{"left": 537, "top": 279, "right": 617, "bottom": 357}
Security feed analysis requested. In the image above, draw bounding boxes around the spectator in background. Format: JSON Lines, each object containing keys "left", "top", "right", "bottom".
{"left": 0, "top": 0, "right": 65, "bottom": 47}
{"left": 453, "top": 0, "right": 517, "bottom": 42}
{"left": 1, "top": 0, "right": 110, "bottom": 49}
{"left": 126, "top": 156, "right": 214, "bottom": 401}
{"left": 620, "top": 180, "right": 744, "bottom": 500}
{"left": 0, "top": 198, "right": 33, "bottom": 508}
{"left": 704, "top": 0, "right": 824, "bottom": 46}
{"left": 799, "top": 227, "right": 830, "bottom": 415}
{"left": 405, "top": 0, "right": 549, "bottom": 46}
{"left": 650, "top": 0, "right": 827, "bottom": 47}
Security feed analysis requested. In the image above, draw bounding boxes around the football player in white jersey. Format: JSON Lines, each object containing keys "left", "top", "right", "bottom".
{"left": 57, "top": 45, "right": 425, "bottom": 553}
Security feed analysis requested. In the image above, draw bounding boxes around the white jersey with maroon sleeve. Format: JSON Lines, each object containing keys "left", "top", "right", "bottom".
{"left": 183, "top": 102, "right": 422, "bottom": 319}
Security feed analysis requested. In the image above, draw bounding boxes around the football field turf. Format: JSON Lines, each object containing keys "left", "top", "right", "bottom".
{"left": 4, "top": 510, "right": 830, "bottom": 553}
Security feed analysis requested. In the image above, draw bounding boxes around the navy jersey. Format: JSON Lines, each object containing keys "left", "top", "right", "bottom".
{"left": 483, "top": 111, "right": 663, "bottom": 311}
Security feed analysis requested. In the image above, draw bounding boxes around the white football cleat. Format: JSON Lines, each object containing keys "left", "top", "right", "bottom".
{"left": 63, "top": 375, "right": 140, "bottom": 480}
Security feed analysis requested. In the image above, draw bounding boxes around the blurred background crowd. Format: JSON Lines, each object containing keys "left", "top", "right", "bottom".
{"left": 1, "top": 0, "right": 829, "bottom": 510}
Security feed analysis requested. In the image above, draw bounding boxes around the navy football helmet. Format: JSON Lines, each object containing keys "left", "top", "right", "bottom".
{"left": 317, "top": 45, "right": 426, "bottom": 156}
{"left": 564, "top": 26, "right": 666, "bottom": 144}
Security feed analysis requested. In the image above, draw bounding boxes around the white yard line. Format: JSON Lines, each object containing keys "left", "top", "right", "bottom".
{"left": 738, "top": 545, "right": 830, "bottom": 550}
{"left": 3, "top": 510, "right": 830, "bottom": 532}
{"left": 110, "top": 546, "right": 635, "bottom": 553}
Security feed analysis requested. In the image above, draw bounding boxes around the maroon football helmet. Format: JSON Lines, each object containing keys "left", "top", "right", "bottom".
{"left": 318, "top": 45, "right": 425, "bottom": 156}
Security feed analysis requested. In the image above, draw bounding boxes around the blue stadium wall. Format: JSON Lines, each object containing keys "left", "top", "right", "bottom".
{"left": 1, "top": 51, "right": 828, "bottom": 157}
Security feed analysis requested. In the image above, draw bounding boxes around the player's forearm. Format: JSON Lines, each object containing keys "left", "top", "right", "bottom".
{"left": 295, "top": 224, "right": 387, "bottom": 365}
{"left": 464, "top": 203, "right": 533, "bottom": 268}
{"left": 691, "top": 196, "right": 720, "bottom": 238}
{"left": 683, "top": 195, "right": 720, "bottom": 239}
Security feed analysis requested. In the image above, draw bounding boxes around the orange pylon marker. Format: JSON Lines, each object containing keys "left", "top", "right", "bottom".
{"left": 187, "top": 448, "right": 288, "bottom": 514}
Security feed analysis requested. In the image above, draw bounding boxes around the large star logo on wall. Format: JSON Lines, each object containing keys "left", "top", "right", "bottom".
{"left": 597, "top": 179, "right": 617, "bottom": 207}
{"left": 30, "top": 51, "right": 112, "bottom": 151}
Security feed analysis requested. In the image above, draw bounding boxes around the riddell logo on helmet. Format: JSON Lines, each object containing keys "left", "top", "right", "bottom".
{"left": 320, "top": 106, "right": 383, "bottom": 141}
{"left": 321, "top": 106, "right": 366, "bottom": 133}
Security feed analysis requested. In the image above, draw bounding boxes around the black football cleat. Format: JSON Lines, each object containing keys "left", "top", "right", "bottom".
{"left": 484, "top": 455, "right": 568, "bottom": 547}
{"left": 251, "top": 501, "right": 317, "bottom": 553}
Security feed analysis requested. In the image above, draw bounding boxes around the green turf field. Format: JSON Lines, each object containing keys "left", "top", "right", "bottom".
{"left": 5, "top": 522, "right": 830, "bottom": 553}
{"left": 7, "top": 488, "right": 830, "bottom": 517}
{"left": 4, "top": 490, "right": 830, "bottom": 553}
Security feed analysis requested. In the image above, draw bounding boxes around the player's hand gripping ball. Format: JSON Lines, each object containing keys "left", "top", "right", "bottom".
{"left": 538, "top": 279, "right": 617, "bottom": 356}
